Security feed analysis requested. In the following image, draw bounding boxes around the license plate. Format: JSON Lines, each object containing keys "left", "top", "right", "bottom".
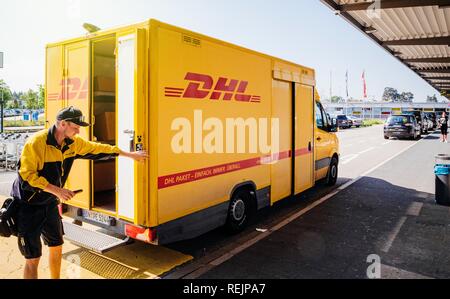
{"left": 82, "top": 210, "right": 111, "bottom": 225}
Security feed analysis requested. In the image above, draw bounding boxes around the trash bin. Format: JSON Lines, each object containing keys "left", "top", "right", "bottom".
{"left": 435, "top": 154, "right": 450, "bottom": 206}
{"left": 32, "top": 111, "right": 39, "bottom": 121}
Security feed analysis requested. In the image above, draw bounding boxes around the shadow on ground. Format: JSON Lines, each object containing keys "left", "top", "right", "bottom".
{"left": 194, "top": 176, "right": 450, "bottom": 279}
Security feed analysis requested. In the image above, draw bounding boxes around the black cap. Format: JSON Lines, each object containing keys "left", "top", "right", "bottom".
{"left": 56, "top": 106, "right": 91, "bottom": 127}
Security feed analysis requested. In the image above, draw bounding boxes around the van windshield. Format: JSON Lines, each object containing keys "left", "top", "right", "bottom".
{"left": 388, "top": 116, "right": 411, "bottom": 124}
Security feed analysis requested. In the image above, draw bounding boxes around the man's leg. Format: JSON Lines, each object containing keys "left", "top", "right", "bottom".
{"left": 24, "top": 257, "right": 40, "bottom": 279}
{"left": 49, "top": 245, "right": 63, "bottom": 279}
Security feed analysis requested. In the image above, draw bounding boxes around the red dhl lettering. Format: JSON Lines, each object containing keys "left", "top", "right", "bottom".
{"left": 165, "top": 72, "right": 261, "bottom": 103}
{"left": 47, "top": 78, "right": 88, "bottom": 101}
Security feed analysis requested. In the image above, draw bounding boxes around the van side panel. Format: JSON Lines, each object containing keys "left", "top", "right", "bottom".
{"left": 155, "top": 25, "right": 272, "bottom": 225}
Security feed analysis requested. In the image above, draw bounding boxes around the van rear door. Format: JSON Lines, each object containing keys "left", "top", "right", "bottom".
{"left": 64, "top": 40, "right": 91, "bottom": 209}
{"left": 116, "top": 29, "right": 148, "bottom": 224}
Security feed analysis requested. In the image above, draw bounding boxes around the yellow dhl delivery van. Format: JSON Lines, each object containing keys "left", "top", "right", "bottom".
{"left": 45, "top": 19, "right": 339, "bottom": 252}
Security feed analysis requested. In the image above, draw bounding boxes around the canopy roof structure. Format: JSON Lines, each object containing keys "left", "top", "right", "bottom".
{"left": 321, "top": 0, "right": 450, "bottom": 99}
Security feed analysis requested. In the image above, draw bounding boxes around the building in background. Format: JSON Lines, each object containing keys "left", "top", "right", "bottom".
{"left": 323, "top": 102, "right": 450, "bottom": 120}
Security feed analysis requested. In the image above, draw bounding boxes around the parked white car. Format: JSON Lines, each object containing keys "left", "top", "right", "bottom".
{"left": 348, "top": 115, "right": 363, "bottom": 128}
{"left": 423, "top": 116, "right": 434, "bottom": 131}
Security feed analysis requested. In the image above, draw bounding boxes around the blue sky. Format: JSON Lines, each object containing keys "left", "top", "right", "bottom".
{"left": 0, "top": 0, "right": 445, "bottom": 102}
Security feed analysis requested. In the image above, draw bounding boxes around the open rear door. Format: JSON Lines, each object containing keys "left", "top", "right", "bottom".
{"left": 64, "top": 40, "right": 91, "bottom": 209}
{"left": 116, "top": 29, "right": 147, "bottom": 223}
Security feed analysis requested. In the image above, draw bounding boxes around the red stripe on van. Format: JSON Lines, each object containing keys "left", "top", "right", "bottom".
{"left": 157, "top": 148, "right": 311, "bottom": 189}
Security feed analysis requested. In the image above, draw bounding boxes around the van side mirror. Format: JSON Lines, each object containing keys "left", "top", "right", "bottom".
{"left": 329, "top": 118, "right": 338, "bottom": 132}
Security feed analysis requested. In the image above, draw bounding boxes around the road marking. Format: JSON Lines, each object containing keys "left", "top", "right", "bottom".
{"left": 358, "top": 147, "right": 375, "bottom": 154}
{"left": 176, "top": 133, "right": 421, "bottom": 279}
{"left": 341, "top": 154, "right": 357, "bottom": 160}
{"left": 406, "top": 202, "right": 423, "bottom": 216}
{"left": 342, "top": 154, "right": 359, "bottom": 165}
{"left": 382, "top": 141, "right": 392, "bottom": 145}
{"left": 381, "top": 216, "right": 407, "bottom": 253}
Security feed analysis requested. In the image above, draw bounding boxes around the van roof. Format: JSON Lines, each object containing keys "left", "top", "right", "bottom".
{"left": 46, "top": 19, "right": 316, "bottom": 83}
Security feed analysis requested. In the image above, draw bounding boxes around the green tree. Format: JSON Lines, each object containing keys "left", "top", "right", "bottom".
{"left": 427, "top": 95, "right": 438, "bottom": 103}
{"left": 21, "top": 89, "right": 39, "bottom": 109}
{"left": 331, "top": 95, "right": 344, "bottom": 103}
{"left": 8, "top": 91, "right": 22, "bottom": 109}
{"left": 382, "top": 87, "right": 399, "bottom": 102}
{"left": 37, "top": 84, "right": 45, "bottom": 108}
{"left": 399, "top": 92, "right": 414, "bottom": 103}
{"left": 0, "top": 79, "right": 13, "bottom": 107}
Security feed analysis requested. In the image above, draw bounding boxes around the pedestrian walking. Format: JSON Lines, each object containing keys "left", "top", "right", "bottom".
{"left": 439, "top": 112, "right": 448, "bottom": 143}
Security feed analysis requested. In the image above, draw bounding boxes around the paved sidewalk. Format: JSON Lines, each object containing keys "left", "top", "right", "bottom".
{"left": 197, "top": 132, "right": 450, "bottom": 279}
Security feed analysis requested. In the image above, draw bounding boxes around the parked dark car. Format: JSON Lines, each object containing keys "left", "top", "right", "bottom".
{"left": 402, "top": 110, "right": 427, "bottom": 135}
{"left": 384, "top": 115, "right": 421, "bottom": 140}
{"left": 336, "top": 115, "right": 351, "bottom": 129}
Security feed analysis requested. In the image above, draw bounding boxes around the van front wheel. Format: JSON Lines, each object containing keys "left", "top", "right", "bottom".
{"left": 225, "top": 189, "right": 252, "bottom": 233}
{"left": 326, "top": 157, "right": 339, "bottom": 186}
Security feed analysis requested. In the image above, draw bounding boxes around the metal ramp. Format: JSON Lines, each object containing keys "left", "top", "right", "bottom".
{"left": 63, "top": 221, "right": 129, "bottom": 254}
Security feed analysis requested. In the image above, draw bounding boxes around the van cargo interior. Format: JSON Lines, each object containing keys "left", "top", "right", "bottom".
{"left": 92, "top": 36, "right": 116, "bottom": 212}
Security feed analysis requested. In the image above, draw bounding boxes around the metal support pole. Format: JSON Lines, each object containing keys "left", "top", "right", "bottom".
{"left": 0, "top": 88, "right": 3, "bottom": 133}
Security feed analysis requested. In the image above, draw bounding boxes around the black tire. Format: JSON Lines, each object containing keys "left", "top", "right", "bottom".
{"left": 225, "top": 189, "right": 253, "bottom": 233}
{"left": 384, "top": 135, "right": 389, "bottom": 140}
{"left": 326, "top": 157, "right": 339, "bottom": 186}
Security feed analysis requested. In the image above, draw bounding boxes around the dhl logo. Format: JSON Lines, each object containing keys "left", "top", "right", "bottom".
{"left": 47, "top": 78, "right": 88, "bottom": 101}
{"left": 165, "top": 72, "right": 261, "bottom": 103}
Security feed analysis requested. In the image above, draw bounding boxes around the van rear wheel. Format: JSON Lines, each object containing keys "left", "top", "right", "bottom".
{"left": 326, "top": 157, "right": 338, "bottom": 186}
{"left": 225, "top": 189, "right": 253, "bottom": 233}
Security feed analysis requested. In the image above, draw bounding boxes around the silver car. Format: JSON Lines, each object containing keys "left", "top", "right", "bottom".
{"left": 348, "top": 115, "right": 363, "bottom": 128}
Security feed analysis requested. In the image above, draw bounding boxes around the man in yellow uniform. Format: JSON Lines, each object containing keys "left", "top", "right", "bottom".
{"left": 10, "top": 106, "right": 148, "bottom": 279}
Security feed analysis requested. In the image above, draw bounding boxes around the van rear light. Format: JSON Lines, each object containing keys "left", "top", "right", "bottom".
{"left": 125, "top": 224, "right": 157, "bottom": 243}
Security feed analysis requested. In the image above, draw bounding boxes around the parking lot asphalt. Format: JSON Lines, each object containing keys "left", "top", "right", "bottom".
{"left": 337, "top": 125, "right": 417, "bottom": 179}
{"left": 1, "top": 126, "right": 449, "bottom": 279}
{"left": 192, "top": 130, "right": 450, "bottom": 279}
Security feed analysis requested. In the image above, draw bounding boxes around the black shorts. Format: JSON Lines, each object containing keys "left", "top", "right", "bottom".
{"left": 16, "top": 200, "right": 64, "bottom": 259}
{"left": 441, "top": 126, "right": 448, "bottom": 135}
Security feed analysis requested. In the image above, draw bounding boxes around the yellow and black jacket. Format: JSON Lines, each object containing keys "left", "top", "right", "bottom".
{"left": 11, "top": 125, "right": 120, "bottom": 205}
